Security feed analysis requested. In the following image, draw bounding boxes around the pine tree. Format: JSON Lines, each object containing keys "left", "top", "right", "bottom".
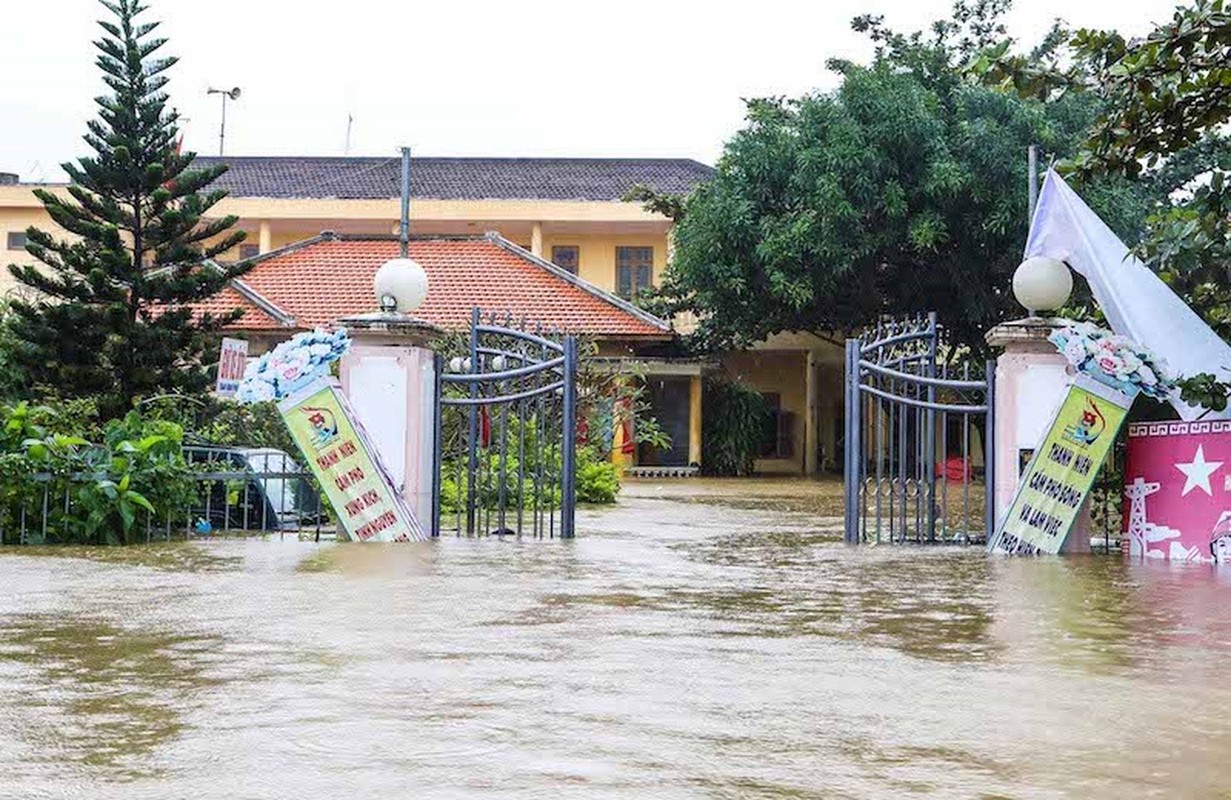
{"left": 8, "top": 0, "right": 248, "bottom": 420}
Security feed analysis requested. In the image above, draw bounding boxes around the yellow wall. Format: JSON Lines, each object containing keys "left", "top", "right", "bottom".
{"left": 216, "top": 229, "right": 670, "bottom": 297}
{"left": 718, "top": 345, "right": 846, "bottom": 475}
{"left": 0, "top": 207, "right": 70, "bottom": 296}
{"left": 1, "top": 185, "right": 674, "bottom": 300}
{"left": 721, "top": 350, "right": 809, "bottom": 475}
{"left": 540, "top": 233, "right": 668, "bottom": 294}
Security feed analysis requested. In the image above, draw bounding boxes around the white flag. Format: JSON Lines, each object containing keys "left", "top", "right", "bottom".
{"left": 1025, "top": 170, "right": 1231, "bottom": 420}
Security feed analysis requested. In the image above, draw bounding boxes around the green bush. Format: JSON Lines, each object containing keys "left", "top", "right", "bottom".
{"left": 576, "top": 452, "right": 620, "bottom": 503}
{"left": 439, "top": 440, "right": 620, "bottom": 516}
{"left": 702, "top": 377, "right": 769, "bottom": 476}
{"left": 0, "top": 404, "right": 195, "bottom": 545}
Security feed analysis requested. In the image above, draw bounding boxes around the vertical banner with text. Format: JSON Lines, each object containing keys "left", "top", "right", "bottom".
{"left": 215, "top": 337, "right": 249, "bottom": 398}
{"left": 279, "top": 378, "right": 426, "bottom": 542}
{"left": 989, "top": 375, "right": 1133, "bottom": 554}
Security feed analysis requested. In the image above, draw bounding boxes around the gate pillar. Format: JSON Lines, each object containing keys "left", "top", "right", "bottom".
{"left": 336, "top": 312, "right": 444, "bottom": 525}
{"left": 985, "top": 318, "right": 1092, "bottom": 553}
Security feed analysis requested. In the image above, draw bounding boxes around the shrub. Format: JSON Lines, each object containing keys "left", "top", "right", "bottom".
{"left": 702, "top": 377, "right": 769, "bottom": 476}
{"left": 0, "top": 404, "right": 194, "bottom": 545}
{"left": 576, "top": 452, "right": 620, "bottom": 503}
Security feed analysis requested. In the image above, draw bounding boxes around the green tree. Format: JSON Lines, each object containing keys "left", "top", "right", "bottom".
{"left": 653, "top": 2, "right": 1164, "bottom": 354}
{"left": 978, "top": 1, "right": 1231, "bottom": 407}
{"left": 1075, "top": 2, "right": 1231, "bottom": 345}
{"left": 7, "top": 0, "right": 247, "bottom": 420}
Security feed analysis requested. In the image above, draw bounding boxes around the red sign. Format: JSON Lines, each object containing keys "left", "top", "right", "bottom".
{"left": 1125, "top": 421, "right": 1231, "bottom": 563}
{"left": 215, "top": 337, "right": 248, "bottom": 397}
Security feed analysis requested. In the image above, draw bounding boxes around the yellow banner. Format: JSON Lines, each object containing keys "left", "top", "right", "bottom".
{"left": 990, "top": 375, "right": 1133, "bottom": 554}
{"left": 279, "top": 379, "right": 425, "bottom": 542}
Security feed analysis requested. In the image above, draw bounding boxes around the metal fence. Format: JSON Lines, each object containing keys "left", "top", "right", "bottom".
{"left": 182, "top": 446, "right": 333, "bottom": 538}
{"left": 0, "top": 447, "right": 335, "bottom": 545}
{"left": 844, "top": 314, "right": 996, "bottom": 545}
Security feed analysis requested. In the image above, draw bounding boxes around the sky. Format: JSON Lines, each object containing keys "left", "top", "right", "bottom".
{"left": 3, "top": 0, "right": 1180, "bottom": 182}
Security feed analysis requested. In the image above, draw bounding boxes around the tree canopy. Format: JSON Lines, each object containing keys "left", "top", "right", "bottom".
{"left": 1076, "top": 1, "right": 1231, "bottom": 342}
{"left": 974, "top": 0, "right": 1231, "bottom": 405}
{"left": 654, "top": 2, "right": 1171, "bottom": 354}
{"left": 7, "top": 0, "right": 248, "bottom": 419}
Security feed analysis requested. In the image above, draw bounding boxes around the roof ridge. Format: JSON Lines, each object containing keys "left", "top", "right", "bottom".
{"left": 328, "top": 232, "right": 491, "bottom": 242}
{"left": 237, "top": 232, "right": 330, "bottom": 264}
{"left": 482, "top": 232, "right": 672, "bottom": 333}
{"left": 229, "top": 277, "right": 297, "bottom": 327}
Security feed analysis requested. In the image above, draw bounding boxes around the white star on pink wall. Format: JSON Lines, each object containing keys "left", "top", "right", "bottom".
{"left": 1175, "top": 444, "right": 1224, "bottom": 497}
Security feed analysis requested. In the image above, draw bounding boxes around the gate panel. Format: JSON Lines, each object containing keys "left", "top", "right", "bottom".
{"left": 431, "top": 309, "right": 577, "bottom": 538}
{"left": 844, "top": 314, "right": 995, "bottom": 544}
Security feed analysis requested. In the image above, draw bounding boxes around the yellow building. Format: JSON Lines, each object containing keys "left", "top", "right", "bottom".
{"left": 0, "top": 157, "right": 841, "bottom": 476}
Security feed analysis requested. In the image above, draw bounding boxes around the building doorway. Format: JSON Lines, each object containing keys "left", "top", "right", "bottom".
{"left": 638, "top": 376, "right": 692, "bottom": 466}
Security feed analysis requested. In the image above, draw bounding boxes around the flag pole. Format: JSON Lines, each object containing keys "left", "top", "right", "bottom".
{"left": 1028, "top": 144, "right": 1039, "bottom": 222}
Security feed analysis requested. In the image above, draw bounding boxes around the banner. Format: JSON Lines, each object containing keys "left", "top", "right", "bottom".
{"left": 1125, "top": 421, "right": 1231, "bottom": 563}
{"left": 215, "top": 337, "right": 248, "bottom": 398}
{"left": 989, "top": 375, "right": 1134, "bottom": 554}
{"left": 278, "top": 378, "right": 426, "bottom": 542}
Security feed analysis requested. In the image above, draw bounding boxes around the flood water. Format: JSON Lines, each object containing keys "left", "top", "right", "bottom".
{"left": 2, "top": 478, "right": 1230, "bottom": 799}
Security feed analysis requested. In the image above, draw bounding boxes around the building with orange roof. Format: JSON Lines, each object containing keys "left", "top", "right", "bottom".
{"left": 2, "top": 155, "right": 844, "bottom": 476}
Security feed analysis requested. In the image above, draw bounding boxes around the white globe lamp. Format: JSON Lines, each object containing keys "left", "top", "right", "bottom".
{"left": 374, "top": 257, "right": 428, "bottom": 314}
{"left": 1012, "top": 256, "right": 1072, "bottom": 317}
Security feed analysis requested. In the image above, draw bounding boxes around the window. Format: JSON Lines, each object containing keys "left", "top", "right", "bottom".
{"left": 616, "top": 246, "right": 653, "bottom": 299}
{"left": 6, "top": 231, "right": 27, "bottom": 251}
{"left": 552, "top": 245, "right": 579, "bottom": 275}
{"left": 758, "top": 393, "right": 795, "bottom": 459}
{"left": 239, "top": 244, "right": 260, "bottom": 260}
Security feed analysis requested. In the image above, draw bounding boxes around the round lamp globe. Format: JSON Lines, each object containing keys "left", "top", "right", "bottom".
{"left": 1012, "top": 256, "right": 1072, "bottom": 315}
{"left": 374, "top": 258, "right": 428, "bottom": 313}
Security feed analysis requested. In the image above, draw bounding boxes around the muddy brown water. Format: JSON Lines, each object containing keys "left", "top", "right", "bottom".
{"left": 1, "top": 478, "right": 1229, "bottom": 799}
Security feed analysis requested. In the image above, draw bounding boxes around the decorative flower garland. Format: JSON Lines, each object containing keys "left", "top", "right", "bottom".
{"left": 234, "top": 328, "right": 351, "bottom": 404}
{"left": 1048, "top": 321, "right": 1174, "bottom": 401}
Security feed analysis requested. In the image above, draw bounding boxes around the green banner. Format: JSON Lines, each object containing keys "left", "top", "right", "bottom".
{"left": 279, "top": 378, "right": 425, "bottom": 542}
{"left": 989, "top": 375, "right": 1134, "bottom": 554}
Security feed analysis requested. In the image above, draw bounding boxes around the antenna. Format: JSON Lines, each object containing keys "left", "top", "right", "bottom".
{"left": 345, "top": 113, "right": 354, "bottom": 155}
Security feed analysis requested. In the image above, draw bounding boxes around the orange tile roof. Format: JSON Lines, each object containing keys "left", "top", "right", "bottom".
{"left": 197, "top": 234, "right": 672, "bottom": 339}
{"left": 196, "top": 285, "right": 287, "bottom": 330}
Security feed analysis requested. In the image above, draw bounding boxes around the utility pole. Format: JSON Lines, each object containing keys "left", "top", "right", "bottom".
{"left": 399, "top": 146, "right": 411, "bottom": 258}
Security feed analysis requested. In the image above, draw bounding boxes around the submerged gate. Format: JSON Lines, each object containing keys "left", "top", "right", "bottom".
{"left": 843, "top": 314, "right": 996, "bottom": 544}
{"left": 430, "top": 309, "right": 578, "bottom": 538}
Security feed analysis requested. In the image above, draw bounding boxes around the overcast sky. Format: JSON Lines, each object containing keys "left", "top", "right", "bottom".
{"left": 4, "top": 0, "right": 1177, "bottom": 182}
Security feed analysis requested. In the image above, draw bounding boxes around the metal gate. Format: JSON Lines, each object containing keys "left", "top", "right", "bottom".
{"left": 430, "top": 309, "right": 578, "bottom": 538}
{"left": 843, "top": 314, "right": 995, "bottom": 544}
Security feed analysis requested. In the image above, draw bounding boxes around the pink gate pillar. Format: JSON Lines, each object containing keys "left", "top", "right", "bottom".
{"left": 336, "top": 313, "right": 443, "bottom": 524}
{"left": 985, "top": 318, "right": 1092, "bottom": 553}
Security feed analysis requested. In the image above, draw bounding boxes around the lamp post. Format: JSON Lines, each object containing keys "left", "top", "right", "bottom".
{"left": 206, "top": 86, "right": 241, "bottom": 156}
{"left": 374, "top": 257, "right": 429, "bottom": 315}
{"left": 987, "top": 254, "right": 1090, "bottom": 551}
{"left": 1012, "top": 255, "right": 1073, "bottom": 318}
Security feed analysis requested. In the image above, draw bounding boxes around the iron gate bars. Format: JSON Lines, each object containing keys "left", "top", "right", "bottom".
{"left": 431, "top": 309, "right": 578, "bottom": 538}
{"left": 843, "top": 314, "right": 996, "bottom": 544}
